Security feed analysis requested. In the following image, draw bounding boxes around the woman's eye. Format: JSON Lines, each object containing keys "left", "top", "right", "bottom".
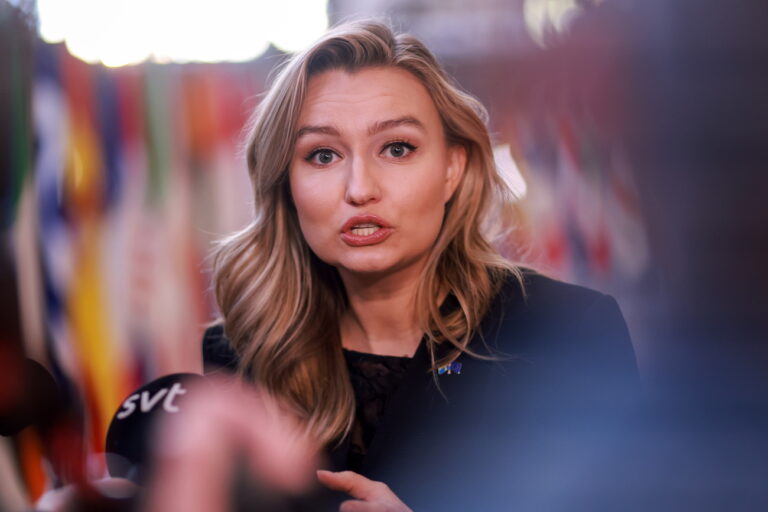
{"left": 306, "top": 149, "right": 338, "bottom": 165}
{"left": 382, "top": 142, "right": 416, "bottom": 159}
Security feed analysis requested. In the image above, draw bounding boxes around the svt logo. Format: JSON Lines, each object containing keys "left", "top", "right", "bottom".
{"left": 116, "top": 383, "right": 187, "bottom": 420}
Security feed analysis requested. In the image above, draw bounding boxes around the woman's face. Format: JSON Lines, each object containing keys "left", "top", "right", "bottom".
{"left": 289, "top": 66, "right": 465, "bottom": 283}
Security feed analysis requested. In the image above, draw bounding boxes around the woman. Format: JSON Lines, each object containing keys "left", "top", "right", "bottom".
{"left": 202, "top": 20, "right": 639, "bottom": 511}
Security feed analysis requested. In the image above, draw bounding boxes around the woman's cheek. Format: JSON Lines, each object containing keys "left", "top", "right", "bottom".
{"left": 405, "top": 175, "right": 448, "bottom": 217}
{"left": 292, "top": 188, "right": 338, "bottom": 257}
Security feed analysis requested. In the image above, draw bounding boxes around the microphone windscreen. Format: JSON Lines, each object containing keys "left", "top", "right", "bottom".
{"left": 105, "top": 373, "right": 204, "bottom": 483}
{"left": 0, "top": 358, "right": 65, "bottom": 436}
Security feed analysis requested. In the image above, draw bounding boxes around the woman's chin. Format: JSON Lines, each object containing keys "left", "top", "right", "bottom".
{"left": 335, "top": 256, "right": 426, "bottom": 283}
{"left": 338, "top": 262, "right": 398, "bottom": 277}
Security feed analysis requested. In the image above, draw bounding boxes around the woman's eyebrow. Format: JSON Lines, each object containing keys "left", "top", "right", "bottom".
{"left": 368, "top": 116, "right": 425, "bottom": 136}
{"left": 295, "top": 116, "right": 425, "bottom": 140}
{"left": 295, "top": 125, "right": 340, "bottom": 139}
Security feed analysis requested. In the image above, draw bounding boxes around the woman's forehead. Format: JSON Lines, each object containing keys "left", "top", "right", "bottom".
{"left": 297, "top": 67, "right": 442, "bottom": 134}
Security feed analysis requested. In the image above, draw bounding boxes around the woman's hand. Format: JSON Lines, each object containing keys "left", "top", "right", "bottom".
{"left": 317, "top": 470, "right": 412, "bottom": 512}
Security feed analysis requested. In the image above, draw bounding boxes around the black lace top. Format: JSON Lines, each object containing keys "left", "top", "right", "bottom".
{"left": 343, "top": 348, "right": 413, "bottom": 472}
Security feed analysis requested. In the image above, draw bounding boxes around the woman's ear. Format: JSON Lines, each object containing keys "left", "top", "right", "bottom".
{"left": 444, "top": 145, "right": 467, "bottom": 203}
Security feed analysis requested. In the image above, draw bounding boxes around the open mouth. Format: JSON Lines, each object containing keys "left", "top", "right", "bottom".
{"left": 341, "top": 215, "right": 393, "bottom": 246}
{"left": 349, "top": 223, "right": 381, "bottom": 236}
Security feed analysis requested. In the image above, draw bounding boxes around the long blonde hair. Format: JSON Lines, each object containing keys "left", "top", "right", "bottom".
{"left": 212, "top": 20, "right": 523, "bottom": 446}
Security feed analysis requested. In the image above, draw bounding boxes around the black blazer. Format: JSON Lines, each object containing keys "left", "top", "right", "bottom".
{"left": 202, "top": 271, "right": 640, "bottom": 511}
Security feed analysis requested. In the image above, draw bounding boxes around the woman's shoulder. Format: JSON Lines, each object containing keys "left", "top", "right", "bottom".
{"left": 495, "top": 266, "right": 620, "bottom": 321}
{"left": 488, "top": 267, "right": 635, "bottom": 362}
{"left": 201, "top": 324, "right": 239, "bottom": 374}
{"left": 482, "top": 267, "right": 640, "bottom": 393}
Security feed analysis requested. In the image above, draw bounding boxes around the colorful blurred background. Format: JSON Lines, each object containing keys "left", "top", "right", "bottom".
{"left": 2, "top": 0, "right": 767, "bottom": 509}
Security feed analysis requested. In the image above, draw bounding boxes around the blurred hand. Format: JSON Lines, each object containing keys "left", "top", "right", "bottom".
{"left": 145, "top": 377, "right": 319, "bottom": 512}
{"left": 317, "top": 470, "right": 412, "bottom": 512}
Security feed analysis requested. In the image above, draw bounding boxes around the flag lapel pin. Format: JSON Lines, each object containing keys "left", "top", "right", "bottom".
{"left": 437, "top": 361, "right": 462, "bottom": 375}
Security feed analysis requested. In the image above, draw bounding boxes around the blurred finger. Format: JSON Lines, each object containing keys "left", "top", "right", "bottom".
{"left": 316, "top": 470, "right": 382, "bottom": 500}
{"left": 146, "top": 378, "right": 319, "bottom": 511}
{"left": 339, "top": 499, "right": 373, "bottom": 512}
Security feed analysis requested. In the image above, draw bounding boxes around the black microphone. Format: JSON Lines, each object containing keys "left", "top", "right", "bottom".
{"left": 105, "top": 373, "right": 205, "bottom": 483}
{"left": 0, "top": 357, "right": 66, "bottom": 436}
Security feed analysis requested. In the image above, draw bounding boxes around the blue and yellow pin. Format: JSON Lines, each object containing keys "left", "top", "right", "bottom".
{"left": 437, "top": 361, "right": 462, "bottom": 375}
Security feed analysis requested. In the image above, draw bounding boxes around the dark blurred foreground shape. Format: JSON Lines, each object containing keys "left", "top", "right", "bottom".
{"left": 631, "top": 0, "right": 768, "bottom": 402}
{"left": 615, "top": 0, "right": 768, "bottom": 508}
{"left": 624, "top": 0, "right": 768, "bottom": 402}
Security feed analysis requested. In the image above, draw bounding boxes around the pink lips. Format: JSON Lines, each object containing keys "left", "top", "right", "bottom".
{"left": 340, "top": 214, "right": 394, "bottom": 247}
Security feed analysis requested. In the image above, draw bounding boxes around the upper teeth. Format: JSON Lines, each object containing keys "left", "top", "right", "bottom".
{"left": 351, "top": 223, "right": 380, "bottom": 236}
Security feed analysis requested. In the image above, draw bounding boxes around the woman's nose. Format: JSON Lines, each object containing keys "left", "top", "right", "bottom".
{"left": 344, "top": 157, "right": 381, "bottom": 206}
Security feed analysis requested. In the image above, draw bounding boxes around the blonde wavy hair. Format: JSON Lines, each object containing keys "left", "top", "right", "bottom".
{"left": 212, "top": 20, "right": 523, "bottom": 446}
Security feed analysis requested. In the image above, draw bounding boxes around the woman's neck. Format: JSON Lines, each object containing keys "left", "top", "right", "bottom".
{"left": 339, "top": 268, "right": 423, "bottom": 358}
